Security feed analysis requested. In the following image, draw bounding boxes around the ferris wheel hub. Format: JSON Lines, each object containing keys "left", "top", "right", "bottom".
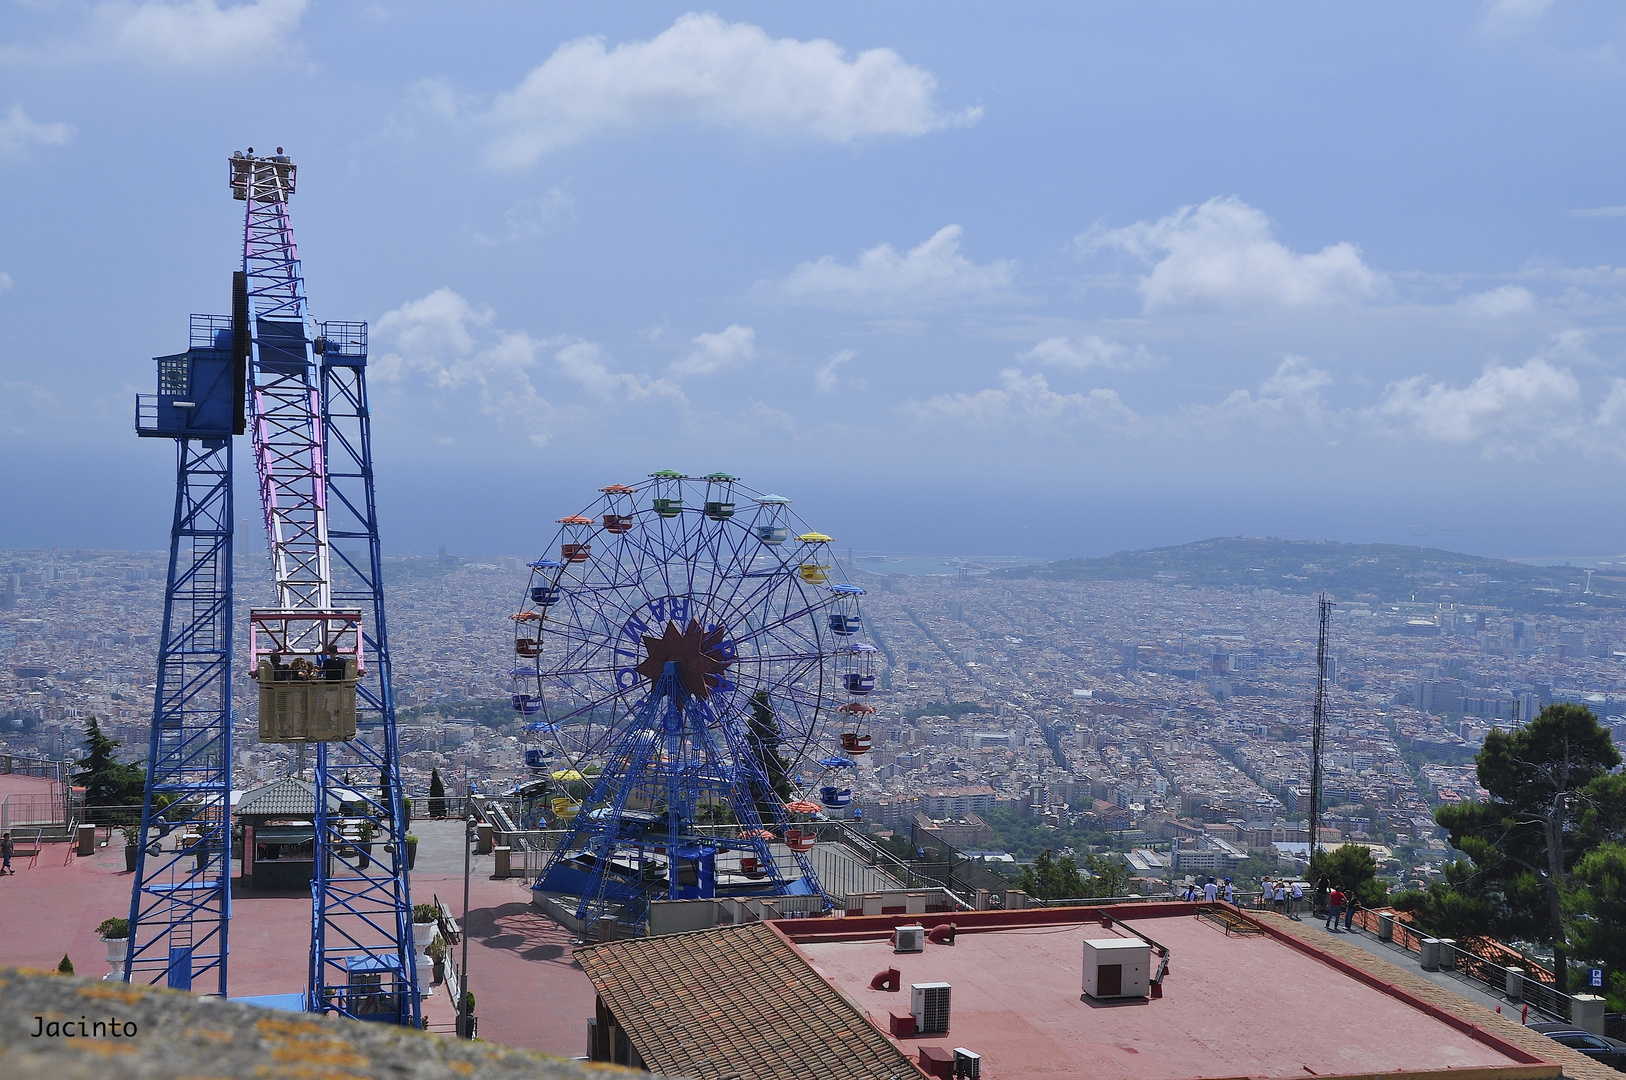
{"left": 633, "top": 618, "right": 732, "bottom": 700}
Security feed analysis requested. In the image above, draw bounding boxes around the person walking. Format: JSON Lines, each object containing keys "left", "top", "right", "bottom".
{"left": 1203, "top": 877, "right": 1219, "bottom": 903}
{"left": 2, "top": 831, "right": 13, "bottom": 875}
{"left": 1326, "top": 886, "right": 1345, "bottom": 931}
{"left": 1290, "top": 879, "right": 1305, "bottom": 920}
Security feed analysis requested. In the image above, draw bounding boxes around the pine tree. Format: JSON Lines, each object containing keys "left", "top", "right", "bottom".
{"left": 57, "top": 954, "right": 73, "bottom": 975}
{"left": 73, "top": 717, "right": 144, "bottom": 807}
{"left": 428, "top": 768, "right": 447, "bottom": 819}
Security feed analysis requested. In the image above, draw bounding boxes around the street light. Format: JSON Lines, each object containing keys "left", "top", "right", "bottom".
{"left": 460, "top": 810, "right": 474, "bottom": 1038}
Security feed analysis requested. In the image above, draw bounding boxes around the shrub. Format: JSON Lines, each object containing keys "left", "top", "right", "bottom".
{"left": 57, "top": 954, "right": 74, "bottom": 975}
{"left": 97, "top": 918, "right": 129, "bottom": 940}
{"left": 412, "top": 902, "right": 439, "bottom": 924}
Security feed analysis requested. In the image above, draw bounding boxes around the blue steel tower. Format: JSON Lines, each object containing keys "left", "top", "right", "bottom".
{"left": 128, "top": 311, "right": 242, "bottom": 991}
{"left": 127, "top": 150, "right": 418, "bottom": 1023}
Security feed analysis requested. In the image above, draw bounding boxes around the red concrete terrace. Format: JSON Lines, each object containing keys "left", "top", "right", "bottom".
{"left": 786, "top": 904, "right": 1561, "bottom": 1080}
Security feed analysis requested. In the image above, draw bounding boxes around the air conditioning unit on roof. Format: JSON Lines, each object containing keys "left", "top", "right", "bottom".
{"left": 894, "top": 924, "right": 925, "bottom": 953}
{"left": 912, "top": 982, "right": 951, "bottom": 1034}
{"left": 1083, "top": 937, "right": 1151, "bottom": 1000}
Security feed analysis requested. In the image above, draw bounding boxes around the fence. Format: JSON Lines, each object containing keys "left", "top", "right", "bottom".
{"left": 0, "top": 754, "right": 64, "bottom": 780}
{"left": 1345, "top": 908, "right": 1577, "bottom": 1023}
{"left": 1, "top": 792, "right": 68, "bottom": 831}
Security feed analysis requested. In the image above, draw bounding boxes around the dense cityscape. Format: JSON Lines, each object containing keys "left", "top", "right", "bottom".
{"left": 8, "top": 540, "right": 1623, "bottom": 894}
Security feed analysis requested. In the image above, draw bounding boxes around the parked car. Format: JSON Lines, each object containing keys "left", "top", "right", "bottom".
{"left": 1527, "top": 1023, "right": 1626, "bottom": 1070}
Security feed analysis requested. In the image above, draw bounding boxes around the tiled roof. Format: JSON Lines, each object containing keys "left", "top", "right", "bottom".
{"left": 576, "top": 922, "right": 918, "bottom": 1080}
{"left": 234, "top": 776, "right": 340, "bottom": 819}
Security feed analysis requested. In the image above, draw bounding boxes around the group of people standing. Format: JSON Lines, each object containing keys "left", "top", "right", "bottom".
{"left": 1177, "top": 871, "right": 1363, "bottom": 935}
{"left": 1254, "top": 875, "right": 1360, "bottom": 931}
{"left": 1180, "top": 876, "right": 1237, "bottom": 904}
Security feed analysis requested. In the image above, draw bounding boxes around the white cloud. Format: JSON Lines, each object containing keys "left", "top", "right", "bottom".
{"left": 1087, "top": 196, "right": 1387, "bottom": 311}
{"left": 777, "top": 225, "right": 1015, "bottom": 311}
{"left": 558, "top": 340, "right": 682, "bottom": 402}
{"left": 483, "top": 12, "right": 979, "bottom": 167}
{"left": 373, "top": 288, "right": 558, "bottom": 445}
{"left": 0, "top": 273, "right": 12, "bottom": 291}
{"left": 1190, "top": 357, "right": 1337, "bottom": 433}
{"left": 905, "top": 369, "right": 1136, "bottom": 433}
{"left": 474, "top": 185, "right": 576, "bottom": 245}
{"left": 1026, "top": 335, "right": 1158, "bottom": 371}
{"left": 814, "top": 349, "right": 859, "bottom": 393}
{"left": 1481, "top": 0, "right": 1553, "bottom": 32}
{"left": 89, "top": 0, "right": 307, "bottom": 67}
{"left": 1458, "top": 284, "right": 1534, "bottom": 319}
{"left": 1375, "top": 356, "right": 1580, "bottom": 460}
{"left": 0, "top": 105, "right": 73, "bottom": 159}
{"left": 1569, "top": 206, "right": 1626, "bottom": 219}
{"left": 670, "top": 325, "right": 755, "bottom": 377}
{"left": 0, "top": 381, "right": 62, "bottom": 436}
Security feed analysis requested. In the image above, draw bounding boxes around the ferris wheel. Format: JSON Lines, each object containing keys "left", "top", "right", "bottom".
{"left": 510, "top": 471, "right": 878, "bottom": 935}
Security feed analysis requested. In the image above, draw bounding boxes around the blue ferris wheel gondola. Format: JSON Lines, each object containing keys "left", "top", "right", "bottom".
{"left": 819, "top": 786, "right": 852, "bottom": 808}
{"left": 818, "top": 754, "right": 856, "bottom": 770}
{"left": 524, "top": 721, "right": 560, "bottom": 734}
{"left": 523, "top": 748, "right": 554, "bottom": 770}
{"left": 511, "top": 694, "right": 542, "bottom": 715}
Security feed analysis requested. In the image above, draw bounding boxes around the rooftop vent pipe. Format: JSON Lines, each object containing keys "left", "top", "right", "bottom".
{"left": 929, "top": 922, "right": 957, "bottom": 945}
{"left": 871, "top": 967, "right": 900, "bottom": 992}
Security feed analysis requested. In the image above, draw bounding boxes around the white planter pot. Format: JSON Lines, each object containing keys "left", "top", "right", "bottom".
{"left": 413, "top": 921, "right": 437, "bottom": 950}
{"left": 102, "top": 937, "right": 128, "bottom": 981}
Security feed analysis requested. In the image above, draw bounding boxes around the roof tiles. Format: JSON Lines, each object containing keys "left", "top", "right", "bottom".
{"left": 576, "top": 922, "right": 917, "bottom": 1080}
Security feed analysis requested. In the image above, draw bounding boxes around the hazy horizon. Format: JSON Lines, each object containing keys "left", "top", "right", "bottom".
{"left": 5, "top": 5, "right": 1626, "bottom": 565}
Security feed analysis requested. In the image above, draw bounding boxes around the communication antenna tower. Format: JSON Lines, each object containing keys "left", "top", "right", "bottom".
{"left": 1309, "top": 592, "right": 1333, "bottom": 869}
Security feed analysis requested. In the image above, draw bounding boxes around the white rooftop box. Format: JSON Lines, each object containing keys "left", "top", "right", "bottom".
{"left": 1082, "top": 937, "right": 1151, "bottom": 1000}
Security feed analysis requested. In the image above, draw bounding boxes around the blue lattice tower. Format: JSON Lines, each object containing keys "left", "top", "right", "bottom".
{"left": 128, "top": 314, "right": 242, "bottom": 993}
{"left": 312, "top": 323, "right": 420, "bottom": 1024}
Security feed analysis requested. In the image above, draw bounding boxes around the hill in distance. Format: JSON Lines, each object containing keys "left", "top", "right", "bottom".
{"left": 1004, "top": 536, "right": 1620, "bottom": 615}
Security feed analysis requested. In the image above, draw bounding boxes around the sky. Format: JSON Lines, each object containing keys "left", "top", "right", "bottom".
{"left": 3, "top": 1, "right": 1626, "bottom": 562}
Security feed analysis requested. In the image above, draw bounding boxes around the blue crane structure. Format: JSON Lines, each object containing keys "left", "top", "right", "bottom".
{"left": 128, "top": 315, "right": 240, "bottom": 994}
{"left": 129, "top": 149, "right": 419, "bottom": 1024}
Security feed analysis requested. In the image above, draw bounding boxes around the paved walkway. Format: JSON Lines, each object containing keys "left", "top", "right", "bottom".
{"left": 1275, "top": 910, "right": 1559, "bottom": 1023}
{"left": 0, "top": 819, "right": 595, "bottom": 1058}
{"left": 408, "top": 818, "right": 596, "bottom": 1056}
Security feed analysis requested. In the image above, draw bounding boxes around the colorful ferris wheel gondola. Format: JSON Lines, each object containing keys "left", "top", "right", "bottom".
{"left": 838, "top": 701, "right": 875, "bottom": 756}
{"left": 529, "top": 558, "right": 565, "bottom": 608}
{"left": 600, "top": 484, "right": 636, "bottom": 534}
{"left": 649, "top": 469, "right": 685, "bottom": 518}
{"left": 752, "top": 494, "right": 791, "bottom": 546}
{"left": 521, "top": 720, "right": 559, "bottom": 772}
{"left": 840, "top": 642, "right": 878, "bottom": 696}
{"left": 702, "top": 473, "right": 738, "bottom": 521}
{"left": 797, "top": 531, "right": 834, "bottom": 584}
{"left": 558, "top": 515, "right": 594, "bottom": 563}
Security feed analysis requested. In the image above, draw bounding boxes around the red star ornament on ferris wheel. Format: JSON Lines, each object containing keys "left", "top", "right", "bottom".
{"left": 634, "top": 618, "right": 733, "bottom": 700}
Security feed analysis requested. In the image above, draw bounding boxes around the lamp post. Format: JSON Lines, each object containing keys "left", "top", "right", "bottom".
{"left": 460, "top": 809, "right": 474, "bottom": 1038}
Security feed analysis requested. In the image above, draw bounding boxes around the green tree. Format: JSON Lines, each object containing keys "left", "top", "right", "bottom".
{"left": 1017, "top": 848, "right": 1128, "bottom": 900}
{"left": 1432, "top": 703, "right": 1620, "bottom": 992}
{"left": 1309, "top": 843, "right": 1387, "bottom": 908}
{"left": 428, "top": 769, "right": 447, "bottom": 819}
{"left": 72, "top": 716, "right": 144, "bottom": 806}
{"left": 745, "top": 692, "right": 792, "bottom": 822}
{"left": 1571, "top": 841, "right": 1626, "bottom": 1010}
